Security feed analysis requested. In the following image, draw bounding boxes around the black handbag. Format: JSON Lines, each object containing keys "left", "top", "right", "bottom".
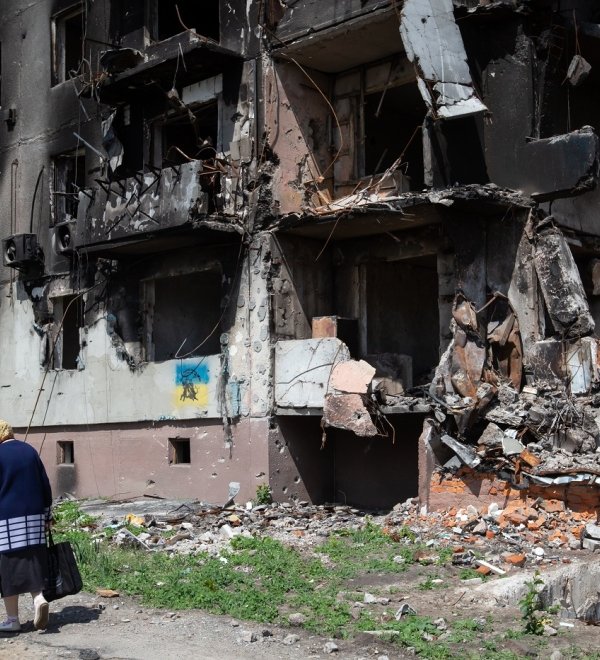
{"left": 43, "top": 531, "right": 83, "bottom": 602}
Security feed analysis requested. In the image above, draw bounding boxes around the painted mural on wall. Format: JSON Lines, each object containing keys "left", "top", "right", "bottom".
{"left": 173, "top": 360, "right": 210, "bottom": 413}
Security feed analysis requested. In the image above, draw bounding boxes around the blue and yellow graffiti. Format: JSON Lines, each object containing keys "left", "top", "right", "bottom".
{"left": 173, "top": 361, "right": 210, "bottom": 409}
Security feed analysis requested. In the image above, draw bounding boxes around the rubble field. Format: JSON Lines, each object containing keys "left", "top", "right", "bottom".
{"left": 54, "top": 495, "right": 600, "bottom": 659}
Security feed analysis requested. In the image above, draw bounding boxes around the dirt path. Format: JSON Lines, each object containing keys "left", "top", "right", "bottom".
{"left": 0, "top": 591, "right": 399, "bottom": 660}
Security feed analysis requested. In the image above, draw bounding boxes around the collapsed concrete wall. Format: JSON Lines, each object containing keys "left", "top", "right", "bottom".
{"left": 420, "top": 211, "right": 600, "bottom": 512}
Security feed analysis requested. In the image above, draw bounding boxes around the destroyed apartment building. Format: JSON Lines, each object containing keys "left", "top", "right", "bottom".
{"left": 2, "top": 0, "right": 600, "bottom": 512}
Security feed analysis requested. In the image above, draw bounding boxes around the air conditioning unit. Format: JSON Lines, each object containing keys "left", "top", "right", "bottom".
{"left": 52, "top": 220, "right": 76, "bottom": 255}
{"left": 2, "top": 233, "right": 43, "bottom": 268}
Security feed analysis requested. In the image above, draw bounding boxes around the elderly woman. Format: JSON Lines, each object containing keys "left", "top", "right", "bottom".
{"left": 0, "top": 420, "right": 52, "bottom": 632}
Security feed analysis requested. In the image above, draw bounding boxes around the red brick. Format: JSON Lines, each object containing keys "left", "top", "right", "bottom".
{"left": 505, "top": 554, "right": 526, "bottom": 567}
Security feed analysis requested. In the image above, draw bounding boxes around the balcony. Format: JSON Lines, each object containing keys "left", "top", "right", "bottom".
{"left": 75, "top": 161, "right": 240, "bottom": 253}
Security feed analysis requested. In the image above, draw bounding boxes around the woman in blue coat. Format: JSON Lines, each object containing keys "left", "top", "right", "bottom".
{"left": 0, "top": 420, "right": 52, "bottom": 632}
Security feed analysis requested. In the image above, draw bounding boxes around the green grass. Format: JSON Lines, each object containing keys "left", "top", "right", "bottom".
{"left": 49, "top": 502, "right": 599, "bottom": 659}
{"left": 317, "top": 519, "right": 417, "bottom": 578}
{"left": 53, "top": 500, "right": 96, "bottom": 531}
{"left": 436, "top": 547, "right": 454, "bottom": 566}
{"left": 459, "top": 568, "right": 486, "bottom": 581}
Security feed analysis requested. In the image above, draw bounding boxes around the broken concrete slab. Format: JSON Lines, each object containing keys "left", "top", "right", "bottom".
{"left": 566, "top": 337, "right": 598, "bottom": 395}
{"left": 322, "top": 393, "right": 378, "bottom": 437}
{"left": 275, "top": 338, "right": 351, "bottom": 409}
{"left": 365, "top": 353, "right": 413, "bottom": 397}
{"left": 400, "top": 0, "right": 487, "bottom": 119}
{"left": 534, "top": 227, "right": 595, "bottom": 338}
{"left": 582, "top": 522, "right": 600, "bottom": 541}
{"left": 501, "top": 429, "right": 525, "bottom": 456}
{"left": 478, "top": 422, "right": 504, "bottom": 447}
{"left": 567, "top": 54, "right": 591, "bottom": 87}
{"left": 329, "top": 359, "right": 376, "bottom": 395}
{"left": 521, "top": 128, "right": 599, "bottom": 201}
{"left": 528, "top": 339, "right": 565, "bottom": 383}
{"left": 441, "top": 434, "right": 481, "bottom": 467}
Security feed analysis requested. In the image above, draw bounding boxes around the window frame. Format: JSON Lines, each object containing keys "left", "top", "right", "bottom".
{"left": 51, "top": 4, "right": 85, "bottom": 86}
{"left": 50, "top": 293, "right": 84, "bottom": 371}
{"left": 51, "top": 147, "right": 85, "bottom": 227}
{"left": 168, "top": 437, "right": 191, "bottom": 465}
{"left": 57, "top": 440, "right": 75, "bottom": 465}
{"left": 333, "top": 57, "right": 421, "bottom": 191}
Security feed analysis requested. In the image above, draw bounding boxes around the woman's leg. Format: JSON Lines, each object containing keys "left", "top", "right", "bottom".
{"left": 31, "top": 591, "right": 49, "bottom": 630}
{"left": 0, "top": 594, "right": 21, "bottom": 631}
{"left": 2, "top": 595, "right": 18, "bottom": 619}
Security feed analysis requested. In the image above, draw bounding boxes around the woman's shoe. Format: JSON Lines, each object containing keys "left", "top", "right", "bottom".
{"left": 0, "top": 618, "right": 21, "bottom": 632}
{"left": 33, "top": 596, "right": 49, "bottom": 630}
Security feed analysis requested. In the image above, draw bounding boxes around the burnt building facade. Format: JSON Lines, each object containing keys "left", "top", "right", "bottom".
{"left": 1, "top": 0, "right": 600, "bottom": 511}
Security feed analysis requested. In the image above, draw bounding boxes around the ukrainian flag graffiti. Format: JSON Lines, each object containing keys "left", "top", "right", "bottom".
{"left": 173, "top": 361, "right": 210, "bottom": 410}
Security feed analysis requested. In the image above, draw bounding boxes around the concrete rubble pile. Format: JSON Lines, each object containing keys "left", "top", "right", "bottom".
{"left": 85, "top": 493, "right": 598, "bottom": 565}
{"left": 76, "top": 494, "right": 600, "bottom": 622}
{"left": 417, "top": 213, "right": 600, "bottom": 518}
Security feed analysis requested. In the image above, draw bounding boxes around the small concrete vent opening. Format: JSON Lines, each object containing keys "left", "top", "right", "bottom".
{"left": 57, "top": 441, "right": 74, "bottom": 465}
{"left": 169, "top": 438, "right": 191, "bottom": 465}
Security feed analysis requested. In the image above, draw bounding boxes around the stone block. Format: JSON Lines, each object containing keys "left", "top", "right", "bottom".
{"left": 329, "top": 360, "right": 376, "bottom": 394}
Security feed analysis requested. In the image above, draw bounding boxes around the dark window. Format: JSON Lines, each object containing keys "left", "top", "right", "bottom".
{"left": 153, "top": 0, "right": 219, "bottom": 42}
{"left": 160, "top": 102, "right": 218, "bottom": 167}
{"left": 144, "top": 269, "right": 222, "bottom": 361}
{"left": 366, "top": 254, "right": 439, "bottom": 385}
{"left": 57, "top": 441, "right": 75, "bottom": 465}
{"left": 53, "top": 294, "right": 84, "bottom": 370}
{"left": 110, "top": 0, "right": 145, "bottom": 41}
{"left": 110, "top": 104, "right": 144, "bottom": 179}
{"left": 169, "top": 438, "right": 191, "bottom": 465}
{"left": 363, "top": 83, "right": 426, "bottom": 189}
{"left": 52, "top": 6, "right": 84, "bottom": 85}
{"left": 53, "top": 149, "right": 85, "bottom": 225}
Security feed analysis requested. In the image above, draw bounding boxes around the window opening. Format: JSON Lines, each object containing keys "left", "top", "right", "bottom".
{"left": 52, "top": 6, "right": 84, "bottom": 85}
{"left": 143, "top": 268, "right": 222, "bottom": 361}
{"left": 53, "top": 294, "right": 84, "bottom": 370}
{"left": 109, "top": 104, "right": 144, "bottom": 179}
{"left": 153, "top": 0, "right": 219, "bottom": 42}
{"left": 52, "top": 149, "right": 85, "bottom": 226}
{"left": 365, "top": 254, "right": 439, "bottom": 385}
{"left": 57, "top": 441, "right": 75, "bottom": 465}
{"left": 159, "top": 102, "right": 218, "bottom": 167}
{"left": 363, "top": 83, "right": 426, "bottom": 188}
{"left": 169, "top": 438, "right": 191, "bottom": 465}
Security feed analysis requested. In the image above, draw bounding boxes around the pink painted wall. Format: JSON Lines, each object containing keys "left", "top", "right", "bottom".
{"left": 22, "top": 418, "right": 269, "bottom": 504}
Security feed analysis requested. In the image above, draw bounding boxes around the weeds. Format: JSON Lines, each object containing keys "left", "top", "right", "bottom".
{"left": 436, "top": 547, "right": 454, "bottom": 566}
{"left": 519, "top": 571, "right": 546, "bottom": 635}
{"left": 459, "top": 568, "right": 486, "bottom": 581}
{"left": 254, "top": 484, "right": 272, "bottom": 505}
